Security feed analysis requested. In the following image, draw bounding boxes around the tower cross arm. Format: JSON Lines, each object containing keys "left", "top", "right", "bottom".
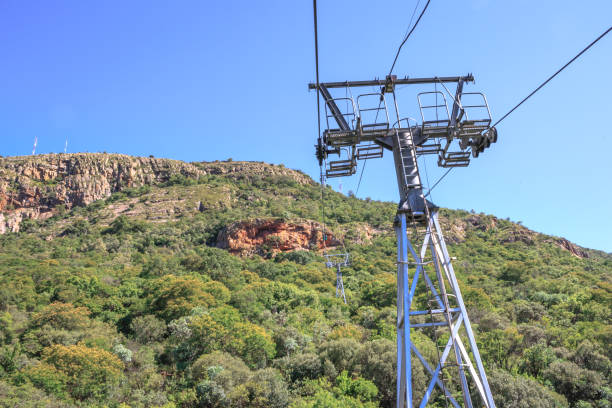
{"left": 308, "top": 74, "right": 474, "bottom": 90}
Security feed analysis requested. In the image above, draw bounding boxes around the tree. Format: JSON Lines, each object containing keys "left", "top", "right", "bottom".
{"left": 30, "top": 302, "right": 91, "bottom": 331}
{"left": 229, "top": 368, "right": 289, "bottom": 408}
{"left": 318, "top": 339, "right": 363, "bottom": 375}
{"left": 229, "top": 322, "right": 276, "bottom": 369}
{"left": 488, "top": 368, "right": 567, "bottom": 408}
{"left": 335, "top": 371, "right": 378, "bottom": 402}
{"left": 519, "top": 342, "right": 556, "bottom": 378}
{"left": 500, "top": 261, "right": 528, "bottom": 284}
{"left": 130, "top": 314, "right": 167, "bottom": 343}
{"left": 355, "top": 339, "right": 397, "bottom": 407}
{"left": 38, "top": 344, "right": 124, "bottom": 400}
{"left": 148, "top": 275, "right": 215, "bottom": 321}
{"left": 543, "top": 360, "right": 605, "bottom": 404}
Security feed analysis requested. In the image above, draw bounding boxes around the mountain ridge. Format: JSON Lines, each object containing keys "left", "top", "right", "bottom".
{"left": 0, "top": 153, "right": 603, "bottom": 257}
{"left": 0, "top": 152, "right": 609, "bottom": 407}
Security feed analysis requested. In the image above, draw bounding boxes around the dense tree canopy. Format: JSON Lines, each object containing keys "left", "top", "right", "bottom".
{"left": 0, "top": 162, "right": 609, "bottom": 407}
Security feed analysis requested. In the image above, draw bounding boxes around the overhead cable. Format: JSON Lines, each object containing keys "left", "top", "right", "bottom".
{"left": 425, "top": 25, "right": 612, "bottom": 197}
{"left": 313, "top": 0, "right": 328, "bottom": 250}
{"left": 491, "top": 25, "right": 611, "bottom": 129}
{"left": 388, "top": 0, "right": 432, "bottom": 75}
{"left": 356, "top": 0, "right": 427, "bottom": 197}
{"left": 313, "top": 0, "right": 322, "bottom": 150}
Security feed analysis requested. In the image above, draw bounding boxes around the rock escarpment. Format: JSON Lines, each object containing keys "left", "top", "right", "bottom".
{"left": 0, "top": 153, "right": 201, "bottom": 233}
{"left": 0, "top": 154, "right": 317, "bottom": 234}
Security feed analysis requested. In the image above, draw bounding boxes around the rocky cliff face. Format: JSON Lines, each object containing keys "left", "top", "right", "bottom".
{"left": 0, "top": 154, "right": 197, "bottom": 232}
{"left": 0, "top": 153, "right": 592, "bottom": 260}
{"left": 0, "top": 154, "right": 315, "bottom": 234}
{"left": 217, "top": 218, "right": 340, "bottom": 256}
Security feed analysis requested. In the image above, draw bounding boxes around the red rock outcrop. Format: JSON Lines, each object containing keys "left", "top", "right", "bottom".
{"left": 216, "top": 218, "right": 340, "bottom": 255}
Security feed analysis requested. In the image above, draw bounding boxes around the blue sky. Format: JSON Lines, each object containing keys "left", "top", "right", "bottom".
{"left": 1, "top": 1, "right": 611, "bottom": 252}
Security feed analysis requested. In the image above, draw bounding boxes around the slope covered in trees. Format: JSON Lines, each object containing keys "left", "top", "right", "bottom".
{"left": 0, "top": 155, "right": 609, "bottom": 407}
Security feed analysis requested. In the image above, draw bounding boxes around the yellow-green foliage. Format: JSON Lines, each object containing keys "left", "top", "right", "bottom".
{"left": 37, "top": 344, "right": 123, "bottom": 400}
{"left": 31, "top": 302, "right": 91, "bottom": 330}
{"left": 0, "top": 159, "right": 609, "bottom": 407}
{"left": 148, "top": 275, "right": 216, "bottom": 321}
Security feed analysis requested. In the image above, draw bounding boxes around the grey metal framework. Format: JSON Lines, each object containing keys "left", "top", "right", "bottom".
{"left": 324, "top": 253, "right": 350, "bottom": 304}
{"left": 312, "top": 74, "right": 497, "bottom": 407}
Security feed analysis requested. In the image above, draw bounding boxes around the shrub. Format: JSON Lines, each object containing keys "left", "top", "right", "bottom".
{"left": 543, "top": 360, "right": 605, "bottom": 404}
{"left": 130, "top": 315, "right": 167, "bottom": 343}
{"left": 112, "top": 343, "right": 133, "bottom": 363}
{"left": 489, "top": 368, "right": 567, "bottom": 407}
{"left": 274, "top": 250, "right": 317, "bottom": 265}
{"left": 22, "top": 363, "right": 69, "bottom": 399}
{"left": 30, "top": 302, "right": 91, "bottom": 331}
{"left": 40, "top": 344, "right": 124, "bottom": 400}
{"left": 148, "top": 275, "right": 215, "bottom": 321}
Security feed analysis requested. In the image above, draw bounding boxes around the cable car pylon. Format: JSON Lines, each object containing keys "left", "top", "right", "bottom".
{"left": 324, "top": 252, "right": 349, "bottom": 304}
{"left": 311, "top": 74, "right": 497, "bottom": 407}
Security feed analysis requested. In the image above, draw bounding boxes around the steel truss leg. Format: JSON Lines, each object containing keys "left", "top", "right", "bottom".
{"left": 336, "top": 265, "right": 347, "bottom": 304}
{"left": 395, "top": 211, "right": 496, "bottom": 408}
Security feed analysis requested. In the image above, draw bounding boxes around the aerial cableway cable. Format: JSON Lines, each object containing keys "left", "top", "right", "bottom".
{"left": 425, "top": 25, "right": 612, "bottom": 198}
{"left": 356, "top": 0, "right": 430, "bottom": 196}
{"left": 312, "top": 0, "right": 329, "bottom": 251}
{"left": 312, "top": 2, "right": 352, "bottom": 304}
{"left": 490, "top": 25, "right": 611, "bottom": 130}
{"left": 388, "top": 0, "right": 432, "bottom": 76}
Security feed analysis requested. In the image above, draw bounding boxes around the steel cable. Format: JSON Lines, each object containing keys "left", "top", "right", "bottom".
{"left": 388, "top": 0, "right": 432, "bottom": 76}
{"left": 425, "top": 25, "right": 612, "bottom": 197}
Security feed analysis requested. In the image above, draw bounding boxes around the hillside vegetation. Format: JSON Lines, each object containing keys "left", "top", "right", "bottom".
{"left": 0, "top": 154, "right": 610, "bottom": 408}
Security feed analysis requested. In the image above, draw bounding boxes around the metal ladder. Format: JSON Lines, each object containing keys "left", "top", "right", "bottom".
{"left": 394, "top": 120, "right": 423, "bottom": 199}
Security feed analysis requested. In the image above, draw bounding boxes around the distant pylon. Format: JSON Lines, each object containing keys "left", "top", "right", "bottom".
{"left": 336, "top": 265, "right": 347, "bottom": 303}
{"left": 325, "top": 253, "right": 349, "bottom": 304}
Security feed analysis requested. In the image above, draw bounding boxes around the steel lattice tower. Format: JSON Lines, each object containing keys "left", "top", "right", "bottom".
{"left": 312, "top": 74, "right": 498, "bottom": 407}
{"left": 325, "top": 253, "right": 349, "bottom": 304}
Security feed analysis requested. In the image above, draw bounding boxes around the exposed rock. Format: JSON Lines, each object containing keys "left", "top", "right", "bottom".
{"left": 441, "top": 214, "right": 498, "bottom": 243}
{"left": 348, "top": 223, "right": 384, "bottom": 245}
{"left": 553, "top": 237, "right": 589, "bottom": 259}
{"left": 0, "top": 155, "right": 318, "bottom": 233}
{"left": 500, "top": 229, "right": 535, "bottom": 245}
{"left": 196, "top": 161, "right": 314, "bottom": 186}
{"left": 0, "top": 153, "right": 202, "bottom": 232}
{"left": 216, "top": 218, "right": 340, "bottom": 256}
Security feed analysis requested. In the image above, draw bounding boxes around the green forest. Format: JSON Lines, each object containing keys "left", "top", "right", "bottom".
{"left": 0, "top": 158, "right": 610, "bottom": 407}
